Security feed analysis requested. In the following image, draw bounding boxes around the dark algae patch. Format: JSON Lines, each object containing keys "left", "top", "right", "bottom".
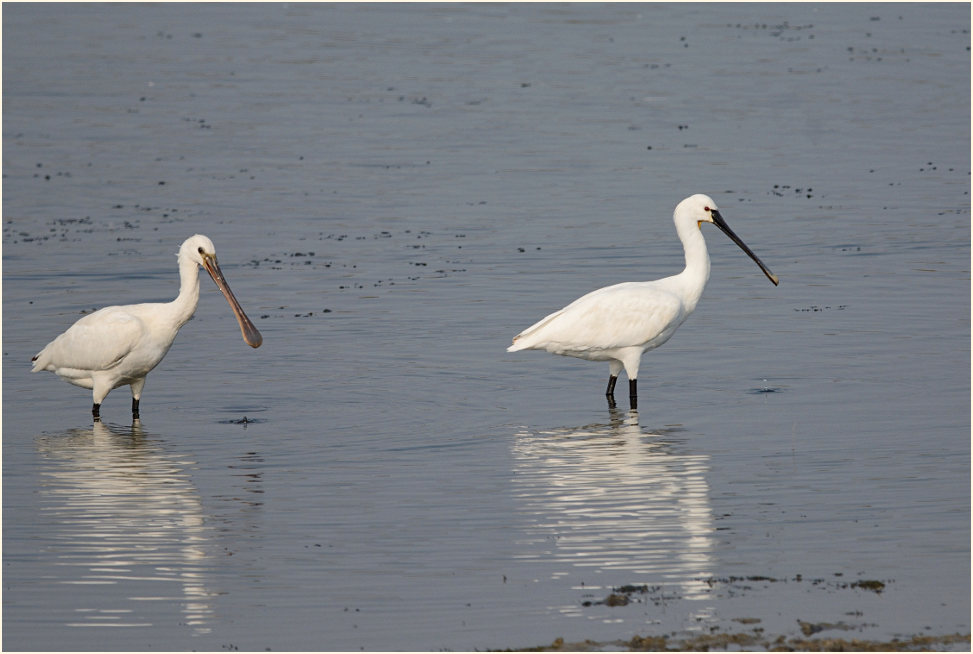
{"left": 850, "top": 579, "right": 885, "bottom": 593}
{"left": 798, "top": 620, "right": 857, "bottom": 636}
{"left": 582, "top": 575, "right": 892, "bottom": 607}
{"left": 582, "top": 584, "right": 671, "bottom": 608}
{"left": 515, "top": 632, "right": 971, "bottom": 651}
{"left": 525, "top": 575, "right": 960, "bottom": 651}
{"left": 700, "top": 574, "right": 892, "bottom": 595}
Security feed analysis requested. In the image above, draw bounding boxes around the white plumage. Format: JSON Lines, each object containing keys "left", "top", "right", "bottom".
{"left": 508, "top": 194, "right": 778, "bottom": 408}
{"left": 31, "top": 234, "right": 262, "bottom": 420}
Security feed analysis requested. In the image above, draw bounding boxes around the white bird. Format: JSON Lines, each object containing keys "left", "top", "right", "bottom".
{"left": 31, "top": 234, "right": 263, "bottom": 420}
{"left": 507, "top": 194, "right": 778, "bottom": 408}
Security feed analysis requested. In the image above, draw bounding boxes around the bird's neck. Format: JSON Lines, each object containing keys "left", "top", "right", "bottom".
{"left": 169, "top": 255, "right": 202, "bottom": 327}
{"left": 674, "top": 221, "right": 711, "bottom": 311}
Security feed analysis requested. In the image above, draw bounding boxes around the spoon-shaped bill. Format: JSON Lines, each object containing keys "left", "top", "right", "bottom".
{"left": 201, "top": 255, "right": 263, "bottom": 348}
{"left": 711, "top": 210, "right": 779, "bottom": 286}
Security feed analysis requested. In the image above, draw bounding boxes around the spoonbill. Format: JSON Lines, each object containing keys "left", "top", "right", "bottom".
{"left": 507, "top": 194, "right": 778, "bottom": 408}
{"left": 31, "top": 234, "right": 263, "bottom": 420}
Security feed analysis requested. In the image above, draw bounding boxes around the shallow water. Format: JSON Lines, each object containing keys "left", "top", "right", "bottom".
{"left": 3, "top": 4, "right": 970, "bottom": 651}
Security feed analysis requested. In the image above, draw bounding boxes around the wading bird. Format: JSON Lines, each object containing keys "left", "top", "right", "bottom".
{"left": 507, "top": 194, "right": 778, "bottom": 409}
{"left": 31, "top": 234, "right": 263, "bottom": 420}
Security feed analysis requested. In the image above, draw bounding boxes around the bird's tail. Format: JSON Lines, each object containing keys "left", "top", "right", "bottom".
{"left": 506, "top": 307, "right": 564, "bottom": 352}
{"left": 31, "top": 350, "right": 49, "bottom": 372}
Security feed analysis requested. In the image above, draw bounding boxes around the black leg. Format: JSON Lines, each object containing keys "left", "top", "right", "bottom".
{"left": 132, "top": 398, "right": 140, "bottom": 420}
{"left": 629, "top": 379, "right": 638, "bottom": 410}
{"left": 605, "top": 375, "right": 618, "bottom": 408}
{"left": 92, "top": 403, "right": 101, "bottom": 421}
{"left": 605, "top": 375, "right": 618, "bottom": 398}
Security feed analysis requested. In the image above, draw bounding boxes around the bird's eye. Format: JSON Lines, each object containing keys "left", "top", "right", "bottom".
{"left": 197, "top": 246, "right": 205, "bottom": 254}
{"left": 704, "top": 206, "right": 711, "bottom": 212}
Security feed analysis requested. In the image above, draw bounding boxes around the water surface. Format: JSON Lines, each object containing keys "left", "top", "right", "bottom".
{"left": 3, "top": 4, "right": 969, "bottom": 651}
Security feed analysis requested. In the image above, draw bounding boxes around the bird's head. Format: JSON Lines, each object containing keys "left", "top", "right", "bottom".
{"left": 674, "top": 193, "right": 721, "bottom": 229}
{"left": 675, "top": 194, "right": 779, "bottom": 286}
{"left": 180, "top": 234, "right": 218, "bottom": 267}
{"left": 179, "top": 234, "right": 263, "bottom": 348}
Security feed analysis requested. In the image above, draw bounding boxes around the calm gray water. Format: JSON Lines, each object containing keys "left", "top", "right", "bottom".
{"left": 3, "top": 4, "right": 969, "bottom": 651}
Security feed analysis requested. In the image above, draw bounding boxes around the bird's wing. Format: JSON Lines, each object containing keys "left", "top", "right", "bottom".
{"left": 32, "top": 308, "right": 146, "bottom": 372}
{"left": 512, "top": 282, "right": 685, "bottom": 352}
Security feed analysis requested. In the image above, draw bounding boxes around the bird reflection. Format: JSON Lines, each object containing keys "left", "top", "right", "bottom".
{"left": 512, "top": 408, "right": 715, "bottom": 603}
{"left": 35, "top": 420, "right": 214, "bottom": 635}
